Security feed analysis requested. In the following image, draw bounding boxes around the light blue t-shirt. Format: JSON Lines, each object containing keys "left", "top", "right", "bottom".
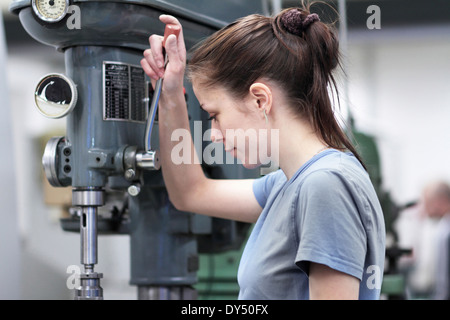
{"left": 237, "top": 149, "right": 386, "bottom": 300}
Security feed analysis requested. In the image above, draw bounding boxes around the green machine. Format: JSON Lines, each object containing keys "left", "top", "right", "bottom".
{"left": 351, "top": 123, "right": 411, "bottom": 300}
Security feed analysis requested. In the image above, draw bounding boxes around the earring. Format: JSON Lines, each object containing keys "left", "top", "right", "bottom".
{"left": 263, "top": 109, "right": 268, "bottom": 125}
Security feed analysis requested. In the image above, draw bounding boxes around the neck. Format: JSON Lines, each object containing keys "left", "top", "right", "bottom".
{"left": 273, "top": 116, "right": 327, "bottom": 180}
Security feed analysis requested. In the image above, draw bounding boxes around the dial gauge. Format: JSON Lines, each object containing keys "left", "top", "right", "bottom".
{"left": 31, "top": 0, "right": 70, "bottom": 23}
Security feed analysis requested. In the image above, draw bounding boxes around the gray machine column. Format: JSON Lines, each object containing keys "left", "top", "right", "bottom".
{"left": 128, "top": 185, "right": 198, "bottom": 299}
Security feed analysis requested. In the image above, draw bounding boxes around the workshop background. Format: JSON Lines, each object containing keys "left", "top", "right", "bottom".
{"left": 1, "top": 0, "right": 450, "bottom": 299}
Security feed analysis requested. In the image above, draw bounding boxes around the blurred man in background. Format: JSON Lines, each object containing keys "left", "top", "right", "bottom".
{"left": 395, "top": 181, "right": 450, "bottom": 299}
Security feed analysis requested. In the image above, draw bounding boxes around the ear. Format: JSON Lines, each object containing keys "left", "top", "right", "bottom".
{"left": 249, "top": 82, "right": 273, "bottom": 116}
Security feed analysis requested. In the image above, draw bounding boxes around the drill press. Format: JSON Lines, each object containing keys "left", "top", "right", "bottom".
{"left": 10, "top": 0, "right": 264, "bottom": 300}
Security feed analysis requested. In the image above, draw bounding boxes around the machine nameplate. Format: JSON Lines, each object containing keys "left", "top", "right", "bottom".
{"left": 103, "top": 61, "right": 147, "bottom": 122}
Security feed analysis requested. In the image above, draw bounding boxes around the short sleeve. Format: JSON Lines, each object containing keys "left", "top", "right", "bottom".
{"left": 295, "top": 170, "right": 367, "bottom": 281}
{"left": 252, "top": 169, "right": 285, "bottom": 208}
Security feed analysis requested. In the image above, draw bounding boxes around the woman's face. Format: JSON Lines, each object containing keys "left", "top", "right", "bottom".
{"left": 192, "top": 82, "right": 272, "bottom": 169}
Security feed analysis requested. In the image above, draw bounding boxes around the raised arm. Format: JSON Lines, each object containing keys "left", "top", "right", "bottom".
{"left": 140, "top": 15, "right": 262, "bottom": 223}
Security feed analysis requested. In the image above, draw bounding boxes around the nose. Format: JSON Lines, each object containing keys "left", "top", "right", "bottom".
{"left": 210, "top": 124, "right": 223, "bottom": 143}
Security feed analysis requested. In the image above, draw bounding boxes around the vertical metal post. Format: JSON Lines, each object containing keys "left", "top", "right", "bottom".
{"left": 338, "top": 0, "right": 351, "bottom": 123}
{"left": 73, "top": 189, "right": 104, "bottom": 300}
{"left": 80, "top": 206, "right": 98, "bottom": 270}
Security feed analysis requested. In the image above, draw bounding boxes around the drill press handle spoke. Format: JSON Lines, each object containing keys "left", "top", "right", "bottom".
{"left": 142, "top": 24, "right": 181, "bottom": 171}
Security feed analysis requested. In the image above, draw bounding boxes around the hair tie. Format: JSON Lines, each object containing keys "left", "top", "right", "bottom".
{"left": 280, "top": 9, "right": 320, "bottom": 36}
{"left": 302, "top": 13, "right": 320, "bottom": 29}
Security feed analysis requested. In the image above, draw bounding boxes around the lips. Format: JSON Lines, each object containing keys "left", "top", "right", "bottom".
{"left": 223, "top": 138, "right": 237, "bottom": 155}
{"left": 225, "top": 147, "right": 237, "bottom": 158}
{"left": 224, "top": 140, "right": 234, "bottom": 152}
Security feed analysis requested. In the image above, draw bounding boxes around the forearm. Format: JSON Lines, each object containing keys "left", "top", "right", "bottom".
{"left": 158, "top": 92, "right": 206, "bottom": 209}
{"left": 141, "top": 15, "right": 208, "bottom": 211}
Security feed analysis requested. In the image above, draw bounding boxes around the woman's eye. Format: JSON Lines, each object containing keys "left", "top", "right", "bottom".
{"left": 208, "top": 115, "right": 217, "bottom": 122}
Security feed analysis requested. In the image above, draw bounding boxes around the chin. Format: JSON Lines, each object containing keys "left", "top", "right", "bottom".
{"left": 241, "top": 161, "right": 261, "bottom": 170}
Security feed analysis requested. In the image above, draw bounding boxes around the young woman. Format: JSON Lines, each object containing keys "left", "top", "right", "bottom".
{"left": 141, "top": 4, "right": 385, "bottom": 300}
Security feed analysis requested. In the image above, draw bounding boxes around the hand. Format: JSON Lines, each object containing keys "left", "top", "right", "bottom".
{"left": 140, "top": 15, "right": 186, "bottom": 95}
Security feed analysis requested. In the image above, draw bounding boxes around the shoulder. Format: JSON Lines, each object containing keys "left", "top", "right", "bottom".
{"left": 289, "top": 151, "right": 379, "bottom": 219}
{"left": 263, "top": 168, "right": 287, "bottom": 183}
{"left": 252, "top": 169, "right": 287, "bottom": 208}
{"left": 254, "top": 168, "right": 287, "bottom": 192}
{"left": 302, "top": 151, "right": 370, "bottom": 190}
{"left": 294, "top": 151, "right": 384, "bottom": 231}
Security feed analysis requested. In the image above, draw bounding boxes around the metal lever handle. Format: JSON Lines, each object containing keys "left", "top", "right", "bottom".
{"left": 144, "top": 24, "right": 181, "bottom": 153}
{"left": 140, "top": 24, "right": 181, "bottom": 171}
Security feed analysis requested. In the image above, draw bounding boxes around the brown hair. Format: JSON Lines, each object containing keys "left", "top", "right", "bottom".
{"left": 187, "top": 2, "right": 366, "bottom": 169}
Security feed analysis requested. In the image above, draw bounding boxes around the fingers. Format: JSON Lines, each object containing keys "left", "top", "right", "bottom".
{"left": 140, "top": 31, "right": 166, "bottom": 80}
{"left": 141, "top": 50, "right": 162, "bottom": 81}
{"left": 164, "top": 34, "right": 183, "bottom": 74}
{"left": 159, "top": 14, "right": 179, "bottom": 25}
{"left": 159, "top": 15, "right": 186, "bottom": 61}
{"left": 141, "top": 14, "right": 186, "bottom": 84}
{"left": 140, "top": 56, "right": 159, "bottom": 82}
{"left": 149, "top": 34, "right": 164, "bottom": 68}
